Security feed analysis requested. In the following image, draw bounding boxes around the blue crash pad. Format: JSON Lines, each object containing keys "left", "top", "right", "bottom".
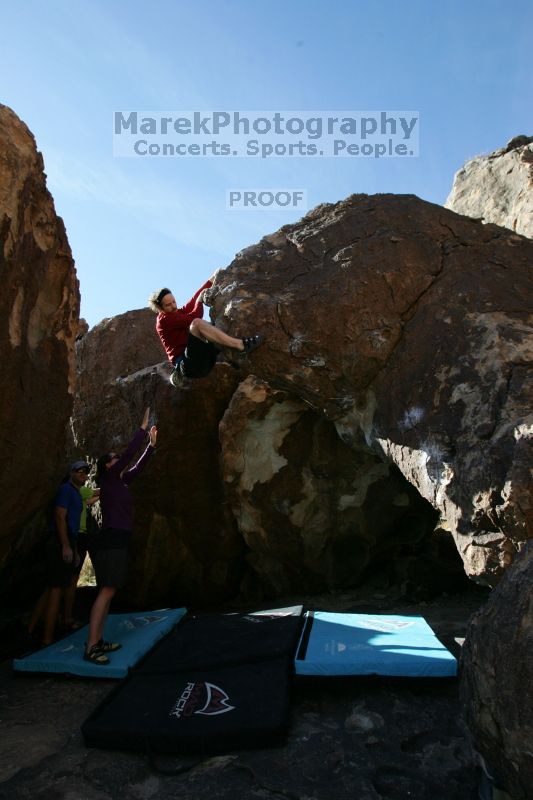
{"left": 13, "top": 608, "right": 187, "bottom": 679}
{"left": 295, "top": 612, "right": 457, "bottom": 677}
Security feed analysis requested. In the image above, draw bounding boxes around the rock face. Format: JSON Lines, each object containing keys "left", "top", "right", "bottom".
{"left": 72, "top": 316, "right": 245, "bottom": 607}
{"left": 446, "top": 135, "right": 533, "bottom": 238}
{"left": 0, "top": 105, "right": 79, "bottom": 598}
{"left": 461, "top": 543, "right": 533, "bottom": 799}
{"left": 68, "top": 193, "right": 531, "bottom": 606}
{"left": 220, "top": 375, "right": 437, "bottom": 597}
{"left": 76, "top": 308, "right": 162, "bottom": 389}
{"left": 3, "top": 103, "right": 528, "bottom": 617}
{"left": 72, "top": 311, "right": 443, "bottom": 608}
{"left": 73, "top": 307, "right": 166, "bottom": 448}
{"left": 208, "top": 194, "right": 533, "bottom": 585}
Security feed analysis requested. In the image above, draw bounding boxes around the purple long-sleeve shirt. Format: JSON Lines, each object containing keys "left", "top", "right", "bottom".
{"left": 100, "top": 428, "right": 154, "bottom": 532}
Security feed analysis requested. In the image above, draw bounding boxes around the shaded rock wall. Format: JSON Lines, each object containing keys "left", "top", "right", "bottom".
{"left": 72, "top": 320, "right": 245, "bottom": 608}
{"left": 461, "top": 543, "right": 533, "bottom": 799}
{"left": 0, "top": 105, "right": 79, "bottom": 595}
{"left": 446, "top": 135, "right": 533, "bottom": 238}
{"left": 220, "top": 375, "right": 437, "bottom": 596}
{"left": 207, "top": 194, "right": 533, "bottom": 585}
{"left": 75, "top": 307, "right": 162, "bottom": 392}
{"left": 72, "top": 308, "right": 167, "bottom": 453}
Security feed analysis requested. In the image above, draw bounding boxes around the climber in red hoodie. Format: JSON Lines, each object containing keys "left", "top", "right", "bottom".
{"left": 149, "top": 277, "right": 264, "bottom": 387}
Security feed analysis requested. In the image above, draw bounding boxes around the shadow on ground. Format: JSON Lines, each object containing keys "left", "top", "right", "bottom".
{"left": 0, "top": 583, "right": 488, "bottom": 800}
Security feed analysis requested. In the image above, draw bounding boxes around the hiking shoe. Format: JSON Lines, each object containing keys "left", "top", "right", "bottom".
{"left": 84, "top": 644, "right": 109, "bottom": 665}
{"left": 96, "top": 639, "right": 122, "bottom": 652}
{"left": 241, "top": 334, "right": 264, "bottom": 355}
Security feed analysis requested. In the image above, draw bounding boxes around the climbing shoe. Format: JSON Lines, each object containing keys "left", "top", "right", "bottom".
{"left": 241, "top": 334, "right": 264, "bottom": 354}
{"left": 96, "top": 639, "right": 122, "bottom": 652}
{"left": 169, "top": 366, "right": 185, "bottom": 388}
{"left": 84, "top": 644, "right": 110, "bottom": 665}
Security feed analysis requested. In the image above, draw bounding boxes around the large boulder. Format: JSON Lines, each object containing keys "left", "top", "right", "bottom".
{"left": 72, "top": 312, "right": 444, "bottom": 607}
{"left": 219, "top": 375, "right": 437, "bottom": 596}
{"left": 207, "top": 193, "right": 533, "bottom": 585}
{"left": 446, "top": 135, "right": 533, "bottom": 238}
{"left": 461, "top": 543, "right": 533, "bottom": 799}
{"left": 0, "top": 105, "right": 79, "bottom": 598}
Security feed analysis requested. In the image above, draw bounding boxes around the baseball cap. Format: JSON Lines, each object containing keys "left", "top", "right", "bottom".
{"left": 70, "top": 460, "right": 90, "bottom": 473}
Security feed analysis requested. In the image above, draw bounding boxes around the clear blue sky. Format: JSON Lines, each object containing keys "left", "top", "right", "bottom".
{"left": 2, "top": 0, "right": 531, "bottom": 328}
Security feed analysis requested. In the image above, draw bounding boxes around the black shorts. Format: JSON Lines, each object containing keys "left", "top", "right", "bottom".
{"left": 175, "top": 332, "right": 219, "bottom": 378}
{"left": 91, "top": 528, "right": 132, "bottom": 588}
{"left": 45, "top": 536, "right": 77, "bottom": 589}
{"left": 92, "top": 547, "right": 129, "bottom": 588}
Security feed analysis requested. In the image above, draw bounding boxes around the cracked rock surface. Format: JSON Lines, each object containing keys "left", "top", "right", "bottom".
{"left": 208, "top": 193, "right": 533, "bottom": 585}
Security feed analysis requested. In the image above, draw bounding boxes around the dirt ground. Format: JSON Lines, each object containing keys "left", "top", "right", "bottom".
{"left": 0, "top": 582, "right": 489, "bottom": 800}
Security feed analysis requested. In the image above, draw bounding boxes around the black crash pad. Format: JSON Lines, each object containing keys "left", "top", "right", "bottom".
{"left": 82, "top": 657, "right": 292, "bottom": 754}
